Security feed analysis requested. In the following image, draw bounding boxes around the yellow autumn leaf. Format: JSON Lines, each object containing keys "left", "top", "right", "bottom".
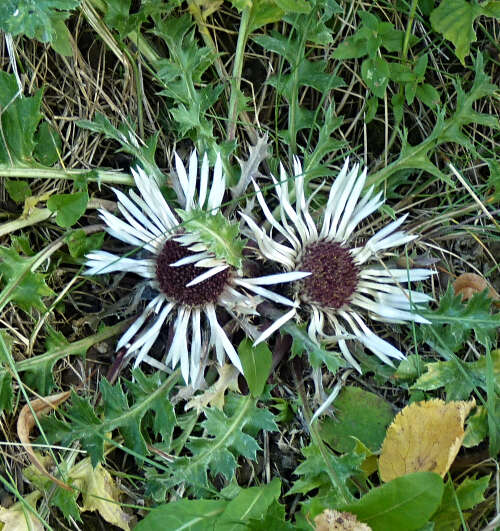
{"left": 314, "top": 509, "right": 372, "bottom": 531}
{"left": 379, "top": 398, "right": 475, "bottom": 482}
{"left": 0, "top": 491, "right": 44, "bottom": 531}
{"left": 70, "top": 457, "right": 131, "bottom": 531}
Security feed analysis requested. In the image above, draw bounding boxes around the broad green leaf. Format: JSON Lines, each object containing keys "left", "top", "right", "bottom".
{"left": 65, "top": 229, "right": 105, "bottom": 259}
{"left": 430, "top": 0, "right": 500, "bottom": 65}
{"left": 0, "top": 368, "right": 13, "bottom": 414}
{"left": 0, "top": 72, "right": 43, "bottom": 164}
{"left": 431, "top": 475, "right": 490, "bottom": 530}
{"left": 218, "top": 479, "right": 282, "bottom": 529}
{"left": 135, "top": 499, "right": 227, "bottom": 531}
{"left": 361, "top": 57, "right": 390, "bottom": 98}
{"left": 47, "top": 190, "right": 88, "bottom": 228}
{"left": 177, "top": 209, "right": 246, "bottom": 268}
{"left": 319, "top": 386, "right": 395, "bottom": 453}
{"left": 34, "top": 122, "right": 62, "bottom": 166}
{"left": 0, "top": 0, "right": 80, "bottom": 46}
{"left": 341, "top": 472, "right": 444, "bottom": 531}
{"left": 238, "top": 338, "right": 272, "bottom": 397}
{"left": 412, "top": 349, "right": 500, "bottom": 400}
{"left": 5, "top": 179, "right": 31, "bottom": 203}
{"left": 0, "top": 246, "right": 54, "bottom": 312}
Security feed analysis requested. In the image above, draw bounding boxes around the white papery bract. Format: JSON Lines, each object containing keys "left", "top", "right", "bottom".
{"left": 242, "top": 156, "right": 434, "bottom": 372}
{"left": 85, "top": 151, "right": 308, "bottom": 386}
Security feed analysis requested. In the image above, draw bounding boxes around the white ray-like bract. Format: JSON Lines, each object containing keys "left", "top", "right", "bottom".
{"left": 242, "top": 156, "right": 434, "bottom": 372}
{"left": 85, "top": 151, "right": 309, "bottom": 386}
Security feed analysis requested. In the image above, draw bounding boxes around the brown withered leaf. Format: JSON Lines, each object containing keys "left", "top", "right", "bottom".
{"left": 454, "top": 272, "right": 500, "bottom": 306}
{"left": 185, "top": 363, "right": 240, "bottom": 413}
{"left": 17, "top": 391, "right": 72, "bottom": 491}
{"left": 314, "top": 509, "right": 372, "bottom": 531}
{"left": 379, "top": 398, "right": 475, "bottom": 482}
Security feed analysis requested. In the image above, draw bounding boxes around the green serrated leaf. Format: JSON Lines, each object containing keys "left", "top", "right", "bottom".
{"left": 341, "top": 472, "right": 445, "bottom": 531}
{"left": 0, "top": 0, "right": 80, "bottom": 46}
{"left": 0, "top": 246, "right": 54, "bottom": 312}
{"left": 421, "top": 284, "right": 499, "bottom": 355}
{"left": 412, "top": 349, "right": 500, "bottom": 400}
{"left": 47, "top": 190, "right": 88, "bottom": 228}
{"left": 178, "top": 209, "right": 246, "bottom": 268}
{"left": 238, "top": 338, "right": 272, "bottom": 397}
{"left": 289, "top": 443, "right": 363, "bottom": 504}
{"left": 319, "top": 386, "right": 395, "bottom": 453}
{"left": 430, "top": 0, "right": 499, "bottom": 65}
{"left": 431, "top": 475, "right": 490, "bottom": 530}
{"left": 146, "top": 394, "right": 277, "bottom": 497}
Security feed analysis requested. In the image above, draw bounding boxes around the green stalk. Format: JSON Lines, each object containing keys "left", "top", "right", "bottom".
{"left": 0, "top": 166, "right": 133, "bottom": 185}
{"left": 227, "top": 7, "right": 252, "bottom": 141}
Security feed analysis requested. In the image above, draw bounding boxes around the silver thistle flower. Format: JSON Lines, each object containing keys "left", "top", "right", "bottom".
{"left": 85, "top": 151, "right": 307, "bottom": 386}
{"left": 242, "top": 156, "right": 434, "bottom": 371}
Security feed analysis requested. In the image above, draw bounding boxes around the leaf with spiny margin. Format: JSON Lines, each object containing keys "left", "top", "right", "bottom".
{"left": 412, "top": 349, "right": 500, "bottom": 401}
{"left": 0, "top": 246, "right": 54, "bottom": 313}
{"left": 146, "top": 394, "right": 277, "bottom": 497}
{"left": 0, "top": 0, "right": 80, "bottom": 54}
{"left": 77, "top": 113, "right": 162, "bottom": 183}
{"left": 431, "top": 474, "right": 490, "bottom": 530}
{"left": 420, "top": 284, "right": 499, "bottom": 355}
{"left": 41, "top": 372, "right": 175, "bottom": 466}
{"left": 23, "top": 326, "right": 85, "bottom": 395}
{"left": 177, "top": 209, "right": 246, "bottom": 269}
{"left": 289, "top": 443, "right": 363, "bottom": 504}
{"left": 285, "top": 321, "right": 348, "bottom": 374}
{"left": 368, "top": 53, "right": 499, "bottom": 188}
{"left": 430, "top": 0, "right": 500, "bottom": 65}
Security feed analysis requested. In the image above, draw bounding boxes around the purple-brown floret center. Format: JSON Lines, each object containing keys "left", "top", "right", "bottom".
{"left": 298, "top": 241, "right": 359, "bottom": 309}
{"left": 156, "top": 239, "right": 230, "bottom": 306}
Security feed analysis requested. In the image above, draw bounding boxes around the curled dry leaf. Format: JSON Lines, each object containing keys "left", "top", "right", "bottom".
{"left": 17, "top": 391, "right": 72, "bottom": 491}
{"left": 0, "top": 491, "right": 43, "bottom": 531}
{"left": 453, "top": 273, "right": 500, "bottom": 306}
{"left": 379, "top": 398, "right": 475, "bottom": 482}
{"left": 314, "top": 509, "right": 372, "bottom": 531}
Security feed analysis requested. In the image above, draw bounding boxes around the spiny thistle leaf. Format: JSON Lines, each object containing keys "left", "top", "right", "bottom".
{"left": 177, "top": 209, "right": 246, "bottom": 269}
{"left": 421, "top": 284, "right": 499, "bottom": 355}
{"left": 146, "top": 393, "right": 277, "bottom": 499}
{"left": 41, "top": 371, "right": 176, "bottom": 466}
{"left": 0, "top": 246, "right": 54, "bottom": 313}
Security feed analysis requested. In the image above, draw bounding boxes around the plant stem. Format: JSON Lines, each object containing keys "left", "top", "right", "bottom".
{"left": 0, "top": 167, "right": 133, "bottom": 185}
{"left": 227, "top": 7, "right": 251, "bottom": 141}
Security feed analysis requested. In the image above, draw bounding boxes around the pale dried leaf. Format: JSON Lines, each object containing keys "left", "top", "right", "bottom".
{"left": 17, "top": 391, "right": 71, "bottom": 491}
{"left": 185, "top": 363, "right": 240, "bottom": 413}
{"left": 71, "top": 457, "right": 131, "bottom": 531}
{"left": 0, "top": 491, "right": 43, "bottom": 531}
{"left": 454, "top": 272, "right": 500, "bottom": 305}
{"left": 314, "top": 509, "right": 372, "bottom": 531}
{"left": 379, "top": 398, "right": 475, "bottom": 482}
{"left": 231, "top": 134, "right": 270, "bottom": 199}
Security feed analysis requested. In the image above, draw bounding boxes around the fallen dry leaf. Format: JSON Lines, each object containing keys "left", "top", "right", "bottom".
{"left": 185, "top": 363, "right": 240, "bottom": 413}
{"left": 71, "top": 457, "right": 131, "bottom": 531}
{"left": 379, "top": 398, "right": 475, "bottom": 482}
{"left": 453, "top": 273, "right": 500, "bottom": 306}
{"left": 17, "top": 391, "right": 72, "bottom": 491}
{"left": 314, "top": 509, "right": 372, "bottom": 531}
{"left": 0, "top": 491, "right": 43, "bottom": 531}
